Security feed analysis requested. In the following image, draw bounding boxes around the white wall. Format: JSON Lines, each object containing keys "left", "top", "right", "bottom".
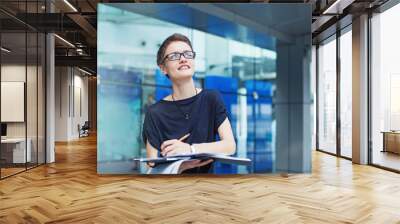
{"left": 1, "top": 65, "right": 26, "bottom": 128}
{"left": 1, "top": 65, "right": 26, "bottom": 141}
{"left": 1, "top": 63, "right": 46, "bottom": 164}
{"left": 72, "top": 72, "right": 89, "bottom": 138}
{"left": 55, "top": 67, "right": 89, "bottom": 141}
{"left": 1, "top": 65, "right": 39, "bottom": 138}
{"left": 55, "top": 67, "right": 68, "bottom": 141}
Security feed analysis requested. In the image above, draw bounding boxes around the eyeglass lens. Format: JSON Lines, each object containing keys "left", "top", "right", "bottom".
{"left": 166, "top": 51, "right": 195, "bottom": 61}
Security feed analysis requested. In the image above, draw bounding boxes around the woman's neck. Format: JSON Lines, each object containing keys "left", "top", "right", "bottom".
{"left": 171, "top": 79, "right": 197, "bottom": 100}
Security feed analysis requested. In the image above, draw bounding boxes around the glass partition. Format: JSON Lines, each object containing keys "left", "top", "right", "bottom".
{"left": 1, "top": 30, "right": 28, "bottom": 177}
{"left": 339, "top": 28, "right": 352, "bottom": 158}
{"left": 371, "top": 4, "right": 400, "bottom": 171}
{"left": 0, "top": 1, "right": 46, "bottom": 179}
{"left": 27, "top": 30, "right": 38, "bottom": 169}
{"left": 317, "top": 36, "right": 337, "bottom": 155}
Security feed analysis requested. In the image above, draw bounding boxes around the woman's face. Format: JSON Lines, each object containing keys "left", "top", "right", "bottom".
{"left": 160, "top": 41, "right": 195, "bottom": 81}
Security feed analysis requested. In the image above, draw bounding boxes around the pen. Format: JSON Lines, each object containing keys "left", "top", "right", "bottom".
{"left": 159, "top": 133, "right": 190, "bottom": 157}
{"left": 178, "top": 133, "right": 190, "bottom": 142}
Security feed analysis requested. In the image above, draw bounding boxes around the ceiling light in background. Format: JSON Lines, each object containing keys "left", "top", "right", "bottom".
{"left": 54, "top": 34, "right": 75, "bottom": 48}
{"left": 78, "top": 67, "right": 93, "bottom": 76}
{"left": 322, "top": 0, "right": 354, "bottom": 15}
{"left": 76, "top": 48, "right": 87, "bottom": 56}
{"left": 75, "top": 42, "right": 82, "bottom": 46}
{"left": 63, "top": 0, "right": 78, "bottom": 12}
{"left": 1, "top": 47, "right": 11, "bottom": 53}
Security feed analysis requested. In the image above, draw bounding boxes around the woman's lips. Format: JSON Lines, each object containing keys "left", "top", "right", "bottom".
{"left": 178, "top": 65, "right": 190, "bottom": 70}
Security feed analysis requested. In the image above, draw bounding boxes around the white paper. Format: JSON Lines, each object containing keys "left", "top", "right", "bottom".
{"left": 147, "top": 159, "right": 189, "bottom": 174}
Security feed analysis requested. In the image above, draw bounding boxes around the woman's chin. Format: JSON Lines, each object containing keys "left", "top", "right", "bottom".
{"left": 171, "top": 71, "right": 193, "bottom": 80}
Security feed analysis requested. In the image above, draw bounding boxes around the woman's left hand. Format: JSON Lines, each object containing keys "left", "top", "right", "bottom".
{"left": 178, "top": 159, "right": 213, "bottom": 173}
{"left": 160, "top": 139, "right": 191, "bottom": 157}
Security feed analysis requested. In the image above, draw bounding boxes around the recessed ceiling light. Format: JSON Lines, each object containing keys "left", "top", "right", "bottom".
{"left": 54, "top": 34, "right": 75, "bottom": 48}
{"left": 63, "top": 0, "right": 78, "bottom": 12}
{"left": 1, "top": 47, "right": 11, "bottom": 53}
{"left": 78, "top": 67, "right": 93, "bottom": 76}
{"left": 322, "top": 0, "right": 353, "bottom": 15}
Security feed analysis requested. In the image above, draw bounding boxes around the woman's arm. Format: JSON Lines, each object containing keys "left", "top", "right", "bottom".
{"left": 147, "top": 138, "right": 213, "bottom": 173}
{"left": 161, "top": 117, "right": 236, "bottom": 156}
{"left": 146, "top": 140, "right": 159, "bottom": 168}
{"left": 192, "top": 117, "right": 236, "bottom": 155}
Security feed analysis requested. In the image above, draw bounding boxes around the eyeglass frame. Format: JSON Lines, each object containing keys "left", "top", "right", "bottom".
{"left": 161, "top": 50, "right": 196, "bottom": 64}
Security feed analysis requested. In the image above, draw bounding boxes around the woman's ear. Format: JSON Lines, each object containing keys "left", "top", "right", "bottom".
{"left": 159, "top": 64, "right": 168, "bottom": 75}
{"left": 159, "top": 64, "right": 170, "bottom": 79}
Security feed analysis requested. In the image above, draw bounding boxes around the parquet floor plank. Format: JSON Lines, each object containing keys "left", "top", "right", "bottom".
{"left": 1, "top": 135, "right": 400, "bottom": 223}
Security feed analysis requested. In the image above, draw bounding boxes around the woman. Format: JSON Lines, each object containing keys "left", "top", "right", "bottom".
{"left": 142, "top": 33, "right": 236, "bottom": 174}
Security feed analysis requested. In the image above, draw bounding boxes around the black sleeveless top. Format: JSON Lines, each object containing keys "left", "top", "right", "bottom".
{"left": 142, "top": 89, "right": 228, "bottom": 173}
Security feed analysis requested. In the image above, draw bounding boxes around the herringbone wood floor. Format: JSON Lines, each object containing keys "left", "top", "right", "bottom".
{"left": 1, "top": 134, "right": 400, "bottom": 224}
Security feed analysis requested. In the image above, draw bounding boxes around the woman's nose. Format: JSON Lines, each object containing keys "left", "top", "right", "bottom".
{"left": 179, "top": 55, "right": 187, "bottom": 63}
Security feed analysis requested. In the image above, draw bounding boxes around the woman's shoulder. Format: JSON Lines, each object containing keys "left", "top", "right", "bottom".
{"left": 145, "top": 100, "right": 165, "bottom": 117}
{"left": 201, "top": 88, "right": 217, "bottom": 96}
{"left": 202, "top": 89, "right": 222, "bottom": 101}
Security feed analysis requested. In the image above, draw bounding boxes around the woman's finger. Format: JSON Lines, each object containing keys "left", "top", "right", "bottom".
{"left": 183, "top": 159, "right": 201, "bottom": 168}
{"left": 197, "top": 159, "right": 213, "bottom": 167}
{"left": 161, "top": 133, "right": 189, "bottom": 150}
{"left": 162, "top": 145, "right": 177, "bottom": 156}
{"left": 178, "top": 160, "right": 200, "bottom": 173}
{"left": 186, "top": 159, "right": 212, "bottom": 169}
{"left": 160, "top": 139, "right": 177, "bottom": 151}
{"left": 165, "top": 149, "right": 177, "bottom": 157}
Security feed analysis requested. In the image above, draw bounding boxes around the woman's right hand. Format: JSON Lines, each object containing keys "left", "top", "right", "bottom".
{"left": 178, "top": 159, "right": 213, "bottom": 174}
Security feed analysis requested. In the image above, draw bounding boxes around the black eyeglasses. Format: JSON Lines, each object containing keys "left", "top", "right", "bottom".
{"left": 162, "top": 51, "right": 196, "bottom": 63}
